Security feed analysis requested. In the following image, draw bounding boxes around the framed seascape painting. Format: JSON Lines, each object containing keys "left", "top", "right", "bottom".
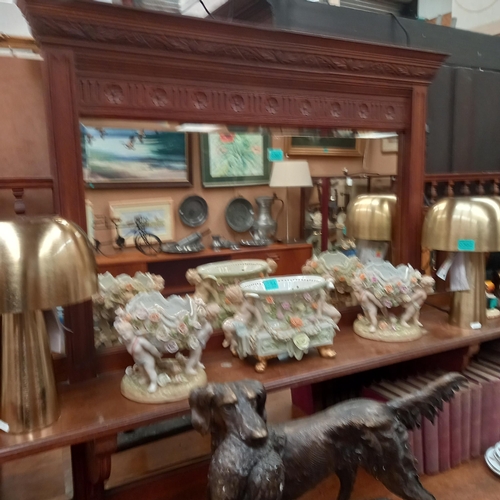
{"left": 109, "top": 199, "right": 174, "bottom": 246}
{"left": 81, "top": 122, "right": 192, "bottom": 188}
{"left": 201, "top": 132, "right": 271, "bottom": 187}
{"left": 284, "top": 136, "right": 364, "bottom": 157}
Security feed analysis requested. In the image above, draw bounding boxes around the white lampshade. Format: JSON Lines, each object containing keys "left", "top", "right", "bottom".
{"left": 269, "top": 160, "right": 313, "bottom": 188}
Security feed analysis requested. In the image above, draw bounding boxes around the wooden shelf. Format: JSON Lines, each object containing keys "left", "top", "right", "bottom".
{"left": 95, "top": 243, "right": 312, "bottom": 267}
{"left": 2, "top": 306, "right": 500, "bottom": 464}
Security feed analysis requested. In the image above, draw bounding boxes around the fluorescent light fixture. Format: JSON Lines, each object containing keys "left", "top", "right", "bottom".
{"left": 355, "top": 131, "right": 398, "bottom": 139}
{"left": 175, "top": 123, "right": 225, "bottom": 133}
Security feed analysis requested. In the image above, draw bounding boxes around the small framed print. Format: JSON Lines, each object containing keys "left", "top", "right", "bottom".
{"left": 109, "top": 198, "right": 174, "bottom": 246}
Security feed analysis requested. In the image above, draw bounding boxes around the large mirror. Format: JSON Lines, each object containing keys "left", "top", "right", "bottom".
{"left": 79, "top": 121, "right": 399, "bottom": 349}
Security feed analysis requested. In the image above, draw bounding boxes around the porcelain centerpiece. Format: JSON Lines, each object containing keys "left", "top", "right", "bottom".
{"left": 114, "top": 291, "right": 219, "bottom": 403}
{"left": 186, "top": 259, "right": 277, "bottom": 327}
{"left": 352, "top": 261, "right": 435, "bottom": 343}
{"left": 222, "top": 275, "right": 340, "bottom": 372}
{"left": 92, "top": 272, "right": 165, "bottom": 348}
{"left": 302, "top": 251, "right": 363, "bottom": 306}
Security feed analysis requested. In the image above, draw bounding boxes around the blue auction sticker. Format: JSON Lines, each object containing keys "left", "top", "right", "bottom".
{"left": 263, "top": 278, "right": 279, "bottom": 291}
{"left": 267, "top": 148, "right": 284, "bottom": 162}
{"left": 457, "top": 239, "right": 475, "bottom": 252}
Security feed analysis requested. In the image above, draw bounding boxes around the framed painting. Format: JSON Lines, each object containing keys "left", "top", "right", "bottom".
{"left": 284, "top": 136, "right": 364, "bottom": 157}
{"left": 109, "top": 198, "right": 174, "bottom": 246}
{"left": 81, "top": 122, "right": 192, "bottom": 188}
{"left": 201, "top": 132, "right": 271, "bottom": 187}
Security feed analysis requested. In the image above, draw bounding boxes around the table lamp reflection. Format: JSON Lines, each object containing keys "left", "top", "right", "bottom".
{"left": 269, "top": 160, "right": 312, "bottom": 243}
{"left": 0, "top": 217, "right": 97, "bottom": 433}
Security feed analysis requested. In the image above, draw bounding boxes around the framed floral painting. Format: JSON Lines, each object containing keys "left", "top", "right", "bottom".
{"left": 200, "top": 132, "right": 271, "bottom": 187}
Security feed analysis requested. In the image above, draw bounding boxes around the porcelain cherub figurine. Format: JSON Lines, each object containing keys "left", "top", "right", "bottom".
{"left": 222, "top": 285, "right": 263, "bottom": 355}
{"left": 351, "top": 277, "right": 385, "bottom": 333}
{"left": 400, "top": 276, "right": 435, "bottom": 328}
{"left": 352, "top": 263, "right": 432, "bottom": 343}
{"left": 185, "top": 269, "right": 219, "bottom": 304}
{"left": 115, "top": 319, "right": 162, "bottom": 393}
{"left": 114, "top": 292, "right": 215, "bottom": 403}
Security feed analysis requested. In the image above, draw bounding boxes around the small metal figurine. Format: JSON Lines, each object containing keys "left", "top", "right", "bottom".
{"left": 190, "top": 373, "right": 466, "bottom": 500}
{"left": 211, "top": 235, "right": 240, "bottom": 251}
{"left": 163, "top": 229, "right": 210, "bottom": 254}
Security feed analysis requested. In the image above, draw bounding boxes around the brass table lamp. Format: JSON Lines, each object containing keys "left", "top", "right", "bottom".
{"left": 0, "top": 217, "right": 97, "bottom": 433}
{"left": 422, "top": 197, "right": 500, "bottom": 329}
{"left": 346, "top": 194, "right": 396, "bottom": 263}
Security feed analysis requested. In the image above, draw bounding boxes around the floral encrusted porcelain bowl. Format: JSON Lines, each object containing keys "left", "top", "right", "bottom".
{"left": 186, "top": 259, "right": 277, "bottom": 327}
{"left": 222, "top": 275, "right": 341, "bottom": 372}
{"left": 352, "top": 262, "right": 433, "bottom": 343}
{"left": 114, "top": 291, "right": 218, "bottom": 403}
{"left": 302, "top": 251, "right": 363, "bottom": 306}
{"left": 92, "top": 272, "right": 164, "bottom": 348}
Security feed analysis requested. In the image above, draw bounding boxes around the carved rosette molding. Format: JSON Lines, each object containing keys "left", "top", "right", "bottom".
{"left": 78, "top": 78, "right": 409, "bottom": 128}
{"left": 31, "top": 17, "right": 436, "bottom": 82}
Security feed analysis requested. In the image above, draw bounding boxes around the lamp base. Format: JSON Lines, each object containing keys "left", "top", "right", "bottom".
{"left": 2, "top": 310, "right": 59, "bottom": 433}
{"left": 449, "top": 253, "right": 487, "bottom": 329}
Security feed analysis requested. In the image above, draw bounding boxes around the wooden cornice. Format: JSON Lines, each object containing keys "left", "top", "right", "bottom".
{"left": 19, "top": 0, "right": 446, "bottom": 88}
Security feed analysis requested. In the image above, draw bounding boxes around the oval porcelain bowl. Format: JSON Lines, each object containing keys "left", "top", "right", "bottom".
{"left": 196, "top": 259, "right": 270, "bottom": 279}
{"left": 240, "top": 275, "right": 328, "bottom": 296}
{"left": 319, "top": 251, "right": 359, "bottom": 269}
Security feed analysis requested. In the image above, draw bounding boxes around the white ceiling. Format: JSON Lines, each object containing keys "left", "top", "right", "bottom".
{"left": 0, "top": 0, "right": 226, "bottom": 39}
{"left": 0, "top": 2, "right": 32, "bottom": 38}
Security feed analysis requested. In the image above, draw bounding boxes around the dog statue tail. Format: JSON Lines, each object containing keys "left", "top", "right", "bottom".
{"left": 387, "top": 372, "right": 468, "bottom": 430}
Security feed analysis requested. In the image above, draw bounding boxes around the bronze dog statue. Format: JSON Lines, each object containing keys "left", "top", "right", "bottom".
{"left": 189, "top": 373, "right": 466, "bottom": 500}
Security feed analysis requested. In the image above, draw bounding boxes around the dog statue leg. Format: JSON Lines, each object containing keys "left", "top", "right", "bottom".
{"left": 336, "top": 468, "right": 357, "bottom": 500}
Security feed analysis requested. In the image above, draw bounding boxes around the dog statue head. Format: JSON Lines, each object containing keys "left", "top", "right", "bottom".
{"left": 189, "top": 380, "right": 268, "bottom": 445}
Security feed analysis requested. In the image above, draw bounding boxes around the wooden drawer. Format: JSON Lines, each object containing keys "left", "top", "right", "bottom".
{"left": 234, "top": 244, "right": 312, "bottom": 276}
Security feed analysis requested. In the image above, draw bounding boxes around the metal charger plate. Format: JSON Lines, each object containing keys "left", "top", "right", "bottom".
{"left": 179, "top": 195, "right": 208, "bottom": 228}
{"left": 225, "top": 197, "right": 254, "bottom": 233}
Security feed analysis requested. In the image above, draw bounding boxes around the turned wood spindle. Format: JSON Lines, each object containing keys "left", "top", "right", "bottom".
{"left": 430, "top": 182, "right": 438, "bottom": 204}
{"left": 12, "top": 188, "right": 26, "bottom": 215}
{"left": 477, "top": 181, "right": 485, "bottom": 196}
{"left": 462, "top": 181, "right": 470, "bottom": 196}
{"left": 494, "top": 179, "right": 500, "bottom": 196}
{"left": 447, "top": 181, "right": 455, "bottom": 197}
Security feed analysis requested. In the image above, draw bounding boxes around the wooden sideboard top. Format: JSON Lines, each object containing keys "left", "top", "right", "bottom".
{"left": 95, "top": 242, "right": 312, "bottom": 266}
{"left": 0, "top": 306, "right": 499, "bottom": 464}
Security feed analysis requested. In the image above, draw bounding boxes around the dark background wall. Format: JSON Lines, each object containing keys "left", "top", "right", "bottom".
{"left": 217, "top": 0, "right": 500, "bottom": 174}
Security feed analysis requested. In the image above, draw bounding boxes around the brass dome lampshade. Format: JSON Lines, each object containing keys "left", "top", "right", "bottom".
{"left": 346, "top": 194, "right": 396, "bottom": 264}
{"left": 0, "top": 217, "right": 97, "bottom": 433}
{"left": 422, "top": 197, "right": 500, "bottom": 329}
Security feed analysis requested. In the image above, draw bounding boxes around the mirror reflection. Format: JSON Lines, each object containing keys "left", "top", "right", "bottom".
{"left": 80, "top": 121, "right": 398, "bottom": 348}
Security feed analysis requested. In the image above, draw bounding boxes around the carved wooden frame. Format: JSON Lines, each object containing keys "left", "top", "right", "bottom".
{"left": 19, "top": 0, "right": 446, "bottom": 383}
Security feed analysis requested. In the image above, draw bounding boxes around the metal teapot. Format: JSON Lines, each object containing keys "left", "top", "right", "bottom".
{"left": 250, "top": 194, "right": 284, "bottom": 244}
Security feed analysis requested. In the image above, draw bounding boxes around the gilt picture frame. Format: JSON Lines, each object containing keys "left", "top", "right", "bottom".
{"left": 284, "top": 136, "right": 364, "bottom": 157}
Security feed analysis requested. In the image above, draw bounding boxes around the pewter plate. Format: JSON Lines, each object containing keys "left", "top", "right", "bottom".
{"left": 179, "top": 195, "right": 208, "bottom": 228}
{"left": 225, "top": 197, "right": 254, "bottom": 233}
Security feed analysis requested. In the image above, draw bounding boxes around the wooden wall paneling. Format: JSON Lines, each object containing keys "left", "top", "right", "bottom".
{"left": 42, "top": 48, "right": 96, "bottom": 382}
{"left": 451, "top": 68, "right": 475, "bottom": 174}
{"left": 426, "top": 66, "right": 455, "bottom": 174}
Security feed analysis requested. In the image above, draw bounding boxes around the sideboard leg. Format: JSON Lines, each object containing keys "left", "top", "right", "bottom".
{"left": 71, "top": 435, "right": 117, "bottom": 500}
